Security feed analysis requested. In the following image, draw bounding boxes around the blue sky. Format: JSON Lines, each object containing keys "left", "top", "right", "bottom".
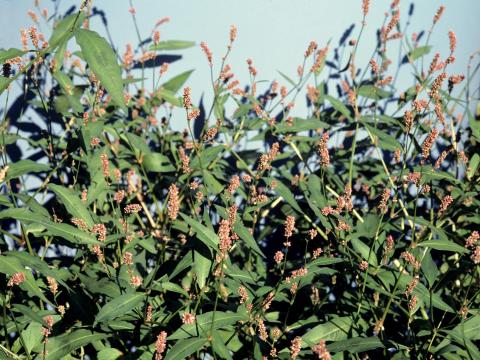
{"left": 1, "top": 0, "right": 479, "bottom": 119}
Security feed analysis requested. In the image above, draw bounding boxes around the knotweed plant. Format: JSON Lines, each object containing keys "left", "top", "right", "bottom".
{"left": 0, "top": 0, "right": 479, "bottom": 359}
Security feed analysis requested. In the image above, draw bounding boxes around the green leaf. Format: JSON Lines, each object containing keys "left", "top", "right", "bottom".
{"left": 143, "top": 153, "right": 175, "bottom": 173}
{"left": 357, "top": 85, "right": 392, "bottom": 100}
{"left": 157, "top": 88, "right": 182, "bottom": 107}
{"left": 406, "top": 45, "right": 432, "bottom": 62}
{"left": 162, "top": 70, "right": 194, "bottom": 93}
{"left": 164, "top": 337, "right": 207, "bottom": 360}
{"left": 468, "top": 107, "right": 480, "bottom": 141}
{"left": 326, "top": 95, "right": 352, "bottom": 120}
{"left": 0, "top": 208, "right": 98, "bottom": 245}
{"left": 0, "top": 133, "right": 20, "bottom": 146}
{"left": 49, "top": 13, "right": 85, "bottom": 50}
{"left": 203, "top": 171, "right": 224, "bottom": 195}
{"left": 417, "top": 240, "right": 467, "bottom": 254}
{"left": 169, "top": 254, "right": 193, "bottom": 279}
{"left": 52, "top": 69, "right": 73, "bottom": 93}
{"left": 192, "top": 146, "right": 224, "bottom": 168}
{"left": 193, "top": 249, "right": 212, "bottom": 289}
{"left": 267, "top": 178, "right": 303, "bottom": 213}
{"left": 459, "top": 316, "right": 480, "bottom": 340}
{"left": 327, "top": 336, "right": 384, "bottom": 354}
{"left": 0, "top": 48, "right": 25, "bottom": 64}
{"left": 0, "top": 75, "right": 13, "bottom": 95}
{"left": 169, "top": 311, "right": 248, "bottom": 340}
{"left": 351, "top": 238, "right": 378, "bottom": 267}
{"left": 275, "top": 118, "right": 328, "bottom": 133}
{"left": 441, "top": 329, "right": 480, "bottom": 360}
{"left": 302, "top": 317, "right": 352, "bottom": 347}
{"left": 19, "top": 322, "right": 43, "bottom": 355}
{"left": 398, "top": 274, "right": 454, "bottom": 313}
{"left": 307, "top": 174, "right": 327, "bottom": 208}
{"left": 417, "top": 166, "right": 459, "bottom": 184}
{"left": 277, "top": 70, "right": 296, "bottom": 86}
{"left": 150, "top": 40, "right": 195, "bottom": 51}
{"left": 0, "top": 256, "right": 50, "bottom": 304}
{"left": 233, "top": 220, "right": 264, "bottom": 257}
{"left": 98, "top": 348, "right": 123, "bottom": 360}
{"left": 436, "top": 315, "right": 480, "bottom": 353}
{"left": 7, "top": 251, "right": 71, "bottom": 290}
{"left": 52, "top": 71, "right": 83, "bottom": 113}
{"left": 226, "top": 265, "right": 257, "bottom": 284}
{"left": 5, "top": 160, "right": 50, "bottom": 181}
{"left": 364, "top": 123, "right": 401, "bottom": 151}
{"left": 211, "top": 329, "right": 233, "bottom": 360}
{"left": 12, "top": 304, "right": 51, "bottom": 324}
{"left": 421, "top": 249, "right": 439, "bottom": 288}
{"left": 94, "top": 293, "right": 145, "bottom": 325}
{"left": 43, "top": 330, "right": 108, "bottom": 360}
{"left": 307, "top": 257, "right": 344, "bottom": 268}
{"left": 50, "top": 184, "right": 94, "bottom": 228}
{"left": 180, "top": 213, "right": 219, "bottom": 249}
{"left": 467, "top": 153, "right": 479, "bottom": 180}
{"left": 75, "top": 29, "right": 126, "bottom": 110}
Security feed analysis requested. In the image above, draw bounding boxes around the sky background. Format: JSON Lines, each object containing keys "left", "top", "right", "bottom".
{"left": 1, "top": 0, "right": 479, "bottom": 120}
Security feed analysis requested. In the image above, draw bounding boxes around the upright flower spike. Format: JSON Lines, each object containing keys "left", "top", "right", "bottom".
{"left": 153, "top": 30, "right": 160, "bottom": 45}
{"left": 229, "top": 24, "right": 237, "bottom": 44}
{"left": 47, "top": 276, "right": 58, "bottom": 296}
{"left": 290, "top": 337, "right": 302, "bottom": 359}
{"left": 100, "top": 153, "right": 110, "bottom": 178}
{"left": 8, "top": 272, "right": 26, "bottom": 287}
{"left": 155, "top": 331, "right": 167, "bottom": 360}
{"left": 439, "top": 194, "right": 453, "bottom": 215}
{"left": 362, "top": 0, "right": 370, "bottom": 17}
{"left": 167, "top": 184, "right": 180, "bottom": 220}
{"left": 313, "top": 339, "right": 332, "bottom": 360}
{"left": 433, "top": 5, "right": 445, "bottom": 24}
{"left": 183, "top": 87, "right": 192, "bottom": 109}
{"left": 200, "top": 41, "right": 213, "bottom": 66}
{"left": 378, "top": 188, "right": 391, "bottom": 214}
{"left": 124, "top": 203, "right": 142, "bottom": 214}
{"left": 284, "top": 215, "right": 296, "bottom": 238}
{"left": 421, "top": 128, "right": 439, "bottom": 159}
{"left": 403, "top": 110, "right": 414, "bottom": 132}
{"left": 318, "top": 132, "right": 330, "bottom": 167}
{"left": 448, "top": 30, "right": 457, "bottom": 53}
{"left": 181, "top": 312, "right": 196, "bottom": 324}
{"left": 305, "top": 41, "right": 318, "bottom": 58}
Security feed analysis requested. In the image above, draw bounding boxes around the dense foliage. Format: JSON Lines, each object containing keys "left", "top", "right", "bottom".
{"left": 0, "top": 1, "right": 479, "bottom": 359}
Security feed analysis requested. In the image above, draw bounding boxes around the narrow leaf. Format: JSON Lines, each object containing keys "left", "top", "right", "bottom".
{"left": 180, "top": 213, "right": 219, "bottom": 249}
{"left": 417, "top": 240, "right": 467, "bottom": 254}
{"left": 94, "top": 293, "right": 145, "bottom": 325}
{"left": 164, "top": 337, "right": 207, "bottom": 360}
{"left": 50, "top": 184, "right": 94, "bottom": 228}
{"left": 43, "top": 330, "right": 108, "bottom": 360}
{"left": 150, "top": 40, "right": 195, "bottom": 51}
{"left": 75, "top": 29, "right": 126, "bottom": 110}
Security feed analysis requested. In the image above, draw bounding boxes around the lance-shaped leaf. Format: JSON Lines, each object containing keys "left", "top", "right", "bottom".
{"left": 164, "top": 337, "right": 207, "bottom": 360}
{"left": 0, "top": 48, "right": 26, "bottom": 64}
{"left": 49, "top": 13, "right": 85, "bottom": 50}
{"left": 150, "top": 40, "right": 195, "bottom": 51}
{"left": 180, "top": 213, "right": 219, "bottom": 249}
{"left": 0, "top": 208, "right": 98, "bottom": 245}
{"left": 0, "top": 255, "right": 50, "bottom": 304}
{"left": 41, "top": 330, "right": 108, "bottom": 360}
{"left": 169, "top": 310, "right": 248, "bottom": 340}
{"left": 94, "top": 293, "right": 145, "bottom": 325}
{"left": 50, "top": 184, "right": 94, "bottom": 228}
{"left": 75, "top": 29, "right": 126, "bottom": 111}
